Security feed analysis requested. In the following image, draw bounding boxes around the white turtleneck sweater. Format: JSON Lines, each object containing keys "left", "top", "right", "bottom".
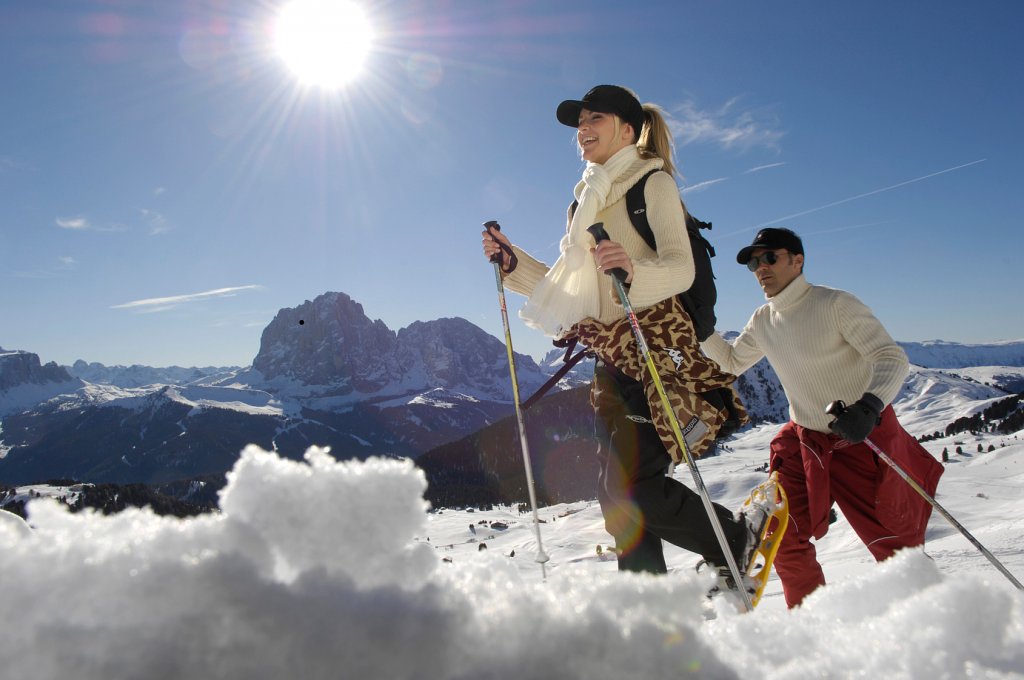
{"left": 700, "top": 274, "right": 908, "bottom": 433}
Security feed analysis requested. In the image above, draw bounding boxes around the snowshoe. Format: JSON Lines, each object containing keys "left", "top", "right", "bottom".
{"left": 697, "top": 471, "right": 789, "bottom": 610}
{"left": 737, "top": 470, "right": 789, "bottom": 608}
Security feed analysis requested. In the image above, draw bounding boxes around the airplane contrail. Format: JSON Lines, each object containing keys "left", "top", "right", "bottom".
{"left": 682, "top": 177, "right": 729, "bottom": 194}
{"left": 744, "top": 162, "right": 786, "bottom": 174}
{"left": 754, "top": 158, "right": 986, "bottom": 229}
{"left": 803, "top": 220, "right": 891, "bottom": 236}
{"left": 112, "top": 285, "right": 263, "bottom": 310}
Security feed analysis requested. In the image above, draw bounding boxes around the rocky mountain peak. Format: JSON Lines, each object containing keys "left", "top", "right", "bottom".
{"left": 250, "top": 293, "right": 551, "bottom": 400}
{"left": 0, "top": 350, "right": 75, "bottom": 391}
{"left": 394, "top": 317, "right": 545, "bottom": 399}
{"left": 252, "top": 292, "right": 398, "bottom": 392}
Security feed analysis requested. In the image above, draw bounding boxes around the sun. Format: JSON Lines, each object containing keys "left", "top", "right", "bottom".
{"left": 273, "top": 0, "right": 373, "bottom": 89}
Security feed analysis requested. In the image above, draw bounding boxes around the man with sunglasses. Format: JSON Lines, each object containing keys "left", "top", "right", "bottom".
{"left": 699, "top": 227, "right": 944, "bottom": 608}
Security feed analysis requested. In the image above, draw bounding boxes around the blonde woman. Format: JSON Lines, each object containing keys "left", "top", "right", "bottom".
{"left": 482, "top": 85, "right": 761, "bottom": 590}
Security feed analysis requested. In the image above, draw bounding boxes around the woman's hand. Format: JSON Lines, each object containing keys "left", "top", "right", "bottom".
{"left": 481, "top": 224, "right": 518, "bottom": 274}
{"left": 592, "top": 240, "right": 634, "bottom": 283}
{"left": 481, "top": 225, "right": 510, "bottom": 262}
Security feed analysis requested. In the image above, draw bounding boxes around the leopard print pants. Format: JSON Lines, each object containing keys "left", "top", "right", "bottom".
{"left": 574, "top": 296, "right": 748, "bottom": 462}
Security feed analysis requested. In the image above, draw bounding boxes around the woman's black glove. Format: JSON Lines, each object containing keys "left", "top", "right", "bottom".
{"left": 828, "top": 393, "right": 883, "bottom": 443}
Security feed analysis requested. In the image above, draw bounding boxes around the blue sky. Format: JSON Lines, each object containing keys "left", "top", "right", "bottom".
{"left": 2, "top": 1, "right": 1022, "bottom": 368}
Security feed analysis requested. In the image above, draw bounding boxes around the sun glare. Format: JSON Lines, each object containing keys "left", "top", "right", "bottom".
{"left": 274, "top": 0, "right": 373, "bottom": 89}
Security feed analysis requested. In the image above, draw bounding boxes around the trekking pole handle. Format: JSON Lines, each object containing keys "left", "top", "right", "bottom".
{"left": 483, "top": 220, "right": 503, "bottom": 265}
{"left": 825, "top": 400, "right": 847, "bottom": 418}
{"left": 586, "top": 223, "right": 628, "bottom": 283}
{"left": 484, "top": 219, "right": 518, "bottom": 273}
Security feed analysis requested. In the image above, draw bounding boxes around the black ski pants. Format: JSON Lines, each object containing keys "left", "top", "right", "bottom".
{"left": 592, "top": 361, "right": 745, "bottom": 573}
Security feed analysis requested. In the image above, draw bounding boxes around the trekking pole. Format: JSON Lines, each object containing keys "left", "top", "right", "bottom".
{"left": 484, "top": 220, "right": 550, "bottom": 578}
{"left": 826, "top": 400, "right": 1023, "bottom": 591}
{"left": 589, "top": 223, "right": 752, "bottom": 612}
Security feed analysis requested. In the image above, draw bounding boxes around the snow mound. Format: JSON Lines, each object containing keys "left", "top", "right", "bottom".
{"left": 0, "top": 446, "right": 1021, "bottom": 679}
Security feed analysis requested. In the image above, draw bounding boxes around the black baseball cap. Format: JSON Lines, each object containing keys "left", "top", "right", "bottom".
{"left": 736, "top": 228, "right": 804, "bottom": 265}
{"left": 556, "top": 85, "right": 646, "bottom": 138}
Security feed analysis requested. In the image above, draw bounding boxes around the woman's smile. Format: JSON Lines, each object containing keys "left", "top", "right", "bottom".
{"left": 578, "top": 110, "right": 626, "bottom": 164}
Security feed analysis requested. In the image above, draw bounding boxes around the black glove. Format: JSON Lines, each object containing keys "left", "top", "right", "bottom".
{"left": 828, "top": 393, "right": 883, "bottom": 443}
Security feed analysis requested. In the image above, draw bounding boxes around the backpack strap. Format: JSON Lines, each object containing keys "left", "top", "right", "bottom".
{"left": 568, "top": 168, "right": 661, "bottom": 245}
{"left": 624, "top": 171, "right": 719, "bottom": 341}
{"left": 572, "top": 168, "right": 712, "bottom": 253}
{"left": 624, "top": 170, "right": 659, "bottom": 251}
{"left": 625, "top": 170, "right": 715, "bottom": 251}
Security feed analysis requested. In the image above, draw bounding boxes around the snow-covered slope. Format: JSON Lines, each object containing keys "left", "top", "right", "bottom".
{"left": 941, "top": 366, "right": 1024, "bottom": 394}
{"left": 899, "top": 339, "right": 1024, "bottom": 368}
{"left": 895, "top": 365, "right": 1008, "bottom": 436}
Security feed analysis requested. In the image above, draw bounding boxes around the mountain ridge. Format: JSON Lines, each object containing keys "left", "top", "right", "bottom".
{"left": 2, "top": 293, "right": 1021, "bottom": 489}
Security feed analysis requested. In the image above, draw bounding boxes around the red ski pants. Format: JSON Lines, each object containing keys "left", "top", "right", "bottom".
{"left": 769, "top": 407, "right": 943, "bottom": 608}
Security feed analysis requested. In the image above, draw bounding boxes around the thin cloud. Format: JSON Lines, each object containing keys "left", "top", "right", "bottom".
{"left": 55, "top": 216, "right": 128, "bottom": 232}
{"left": 13, "top": 256, "right": 78, "bottom": 279}
{"left": 669, "top": 97, "right": 783, "bottom": 151}
{"left": 756, "top": 159, "right": 987, "bottom": 228}
{"left": 56, "top": 216, "right": 89, "bottom": 230}
{"left": 112, "top": 285, "right": 263, "bottom": 311}
{"left": 141, "top": 208, "right": 169, "bottom": 235}
{"left": 744, "top": 162, "right": 786, "bottom": 174}
{"left": 682, "top": 177, "right": 729, "bottom": 195}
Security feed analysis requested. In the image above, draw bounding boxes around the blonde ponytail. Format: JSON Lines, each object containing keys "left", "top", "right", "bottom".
{"left": 637, "top": 103, "right": 677, "bottom": 178}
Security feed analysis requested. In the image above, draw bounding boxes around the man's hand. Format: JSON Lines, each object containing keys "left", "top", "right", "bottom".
{"left": 828, "top": 393, "right": 883, "bottom": 443}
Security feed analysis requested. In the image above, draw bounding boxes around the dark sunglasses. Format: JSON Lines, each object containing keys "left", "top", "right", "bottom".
{"left": 746, "top": 250, "right": 784, "bottom": 271}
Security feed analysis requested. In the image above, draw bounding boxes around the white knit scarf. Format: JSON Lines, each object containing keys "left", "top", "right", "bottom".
{"left": 519, "top": 145, "right": 643, "bottom": 338}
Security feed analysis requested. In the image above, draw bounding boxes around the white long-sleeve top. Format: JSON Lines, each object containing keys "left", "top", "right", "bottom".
{"left": 502, "top": 157, "right": 694, "bottom": 324}
{"left": 700, "top": 274, "right": 908, "bottom": 433}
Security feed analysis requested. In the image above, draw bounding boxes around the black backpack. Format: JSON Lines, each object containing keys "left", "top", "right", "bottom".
{"left": 574, "top": 169, "right": 718, "bottom": 341}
